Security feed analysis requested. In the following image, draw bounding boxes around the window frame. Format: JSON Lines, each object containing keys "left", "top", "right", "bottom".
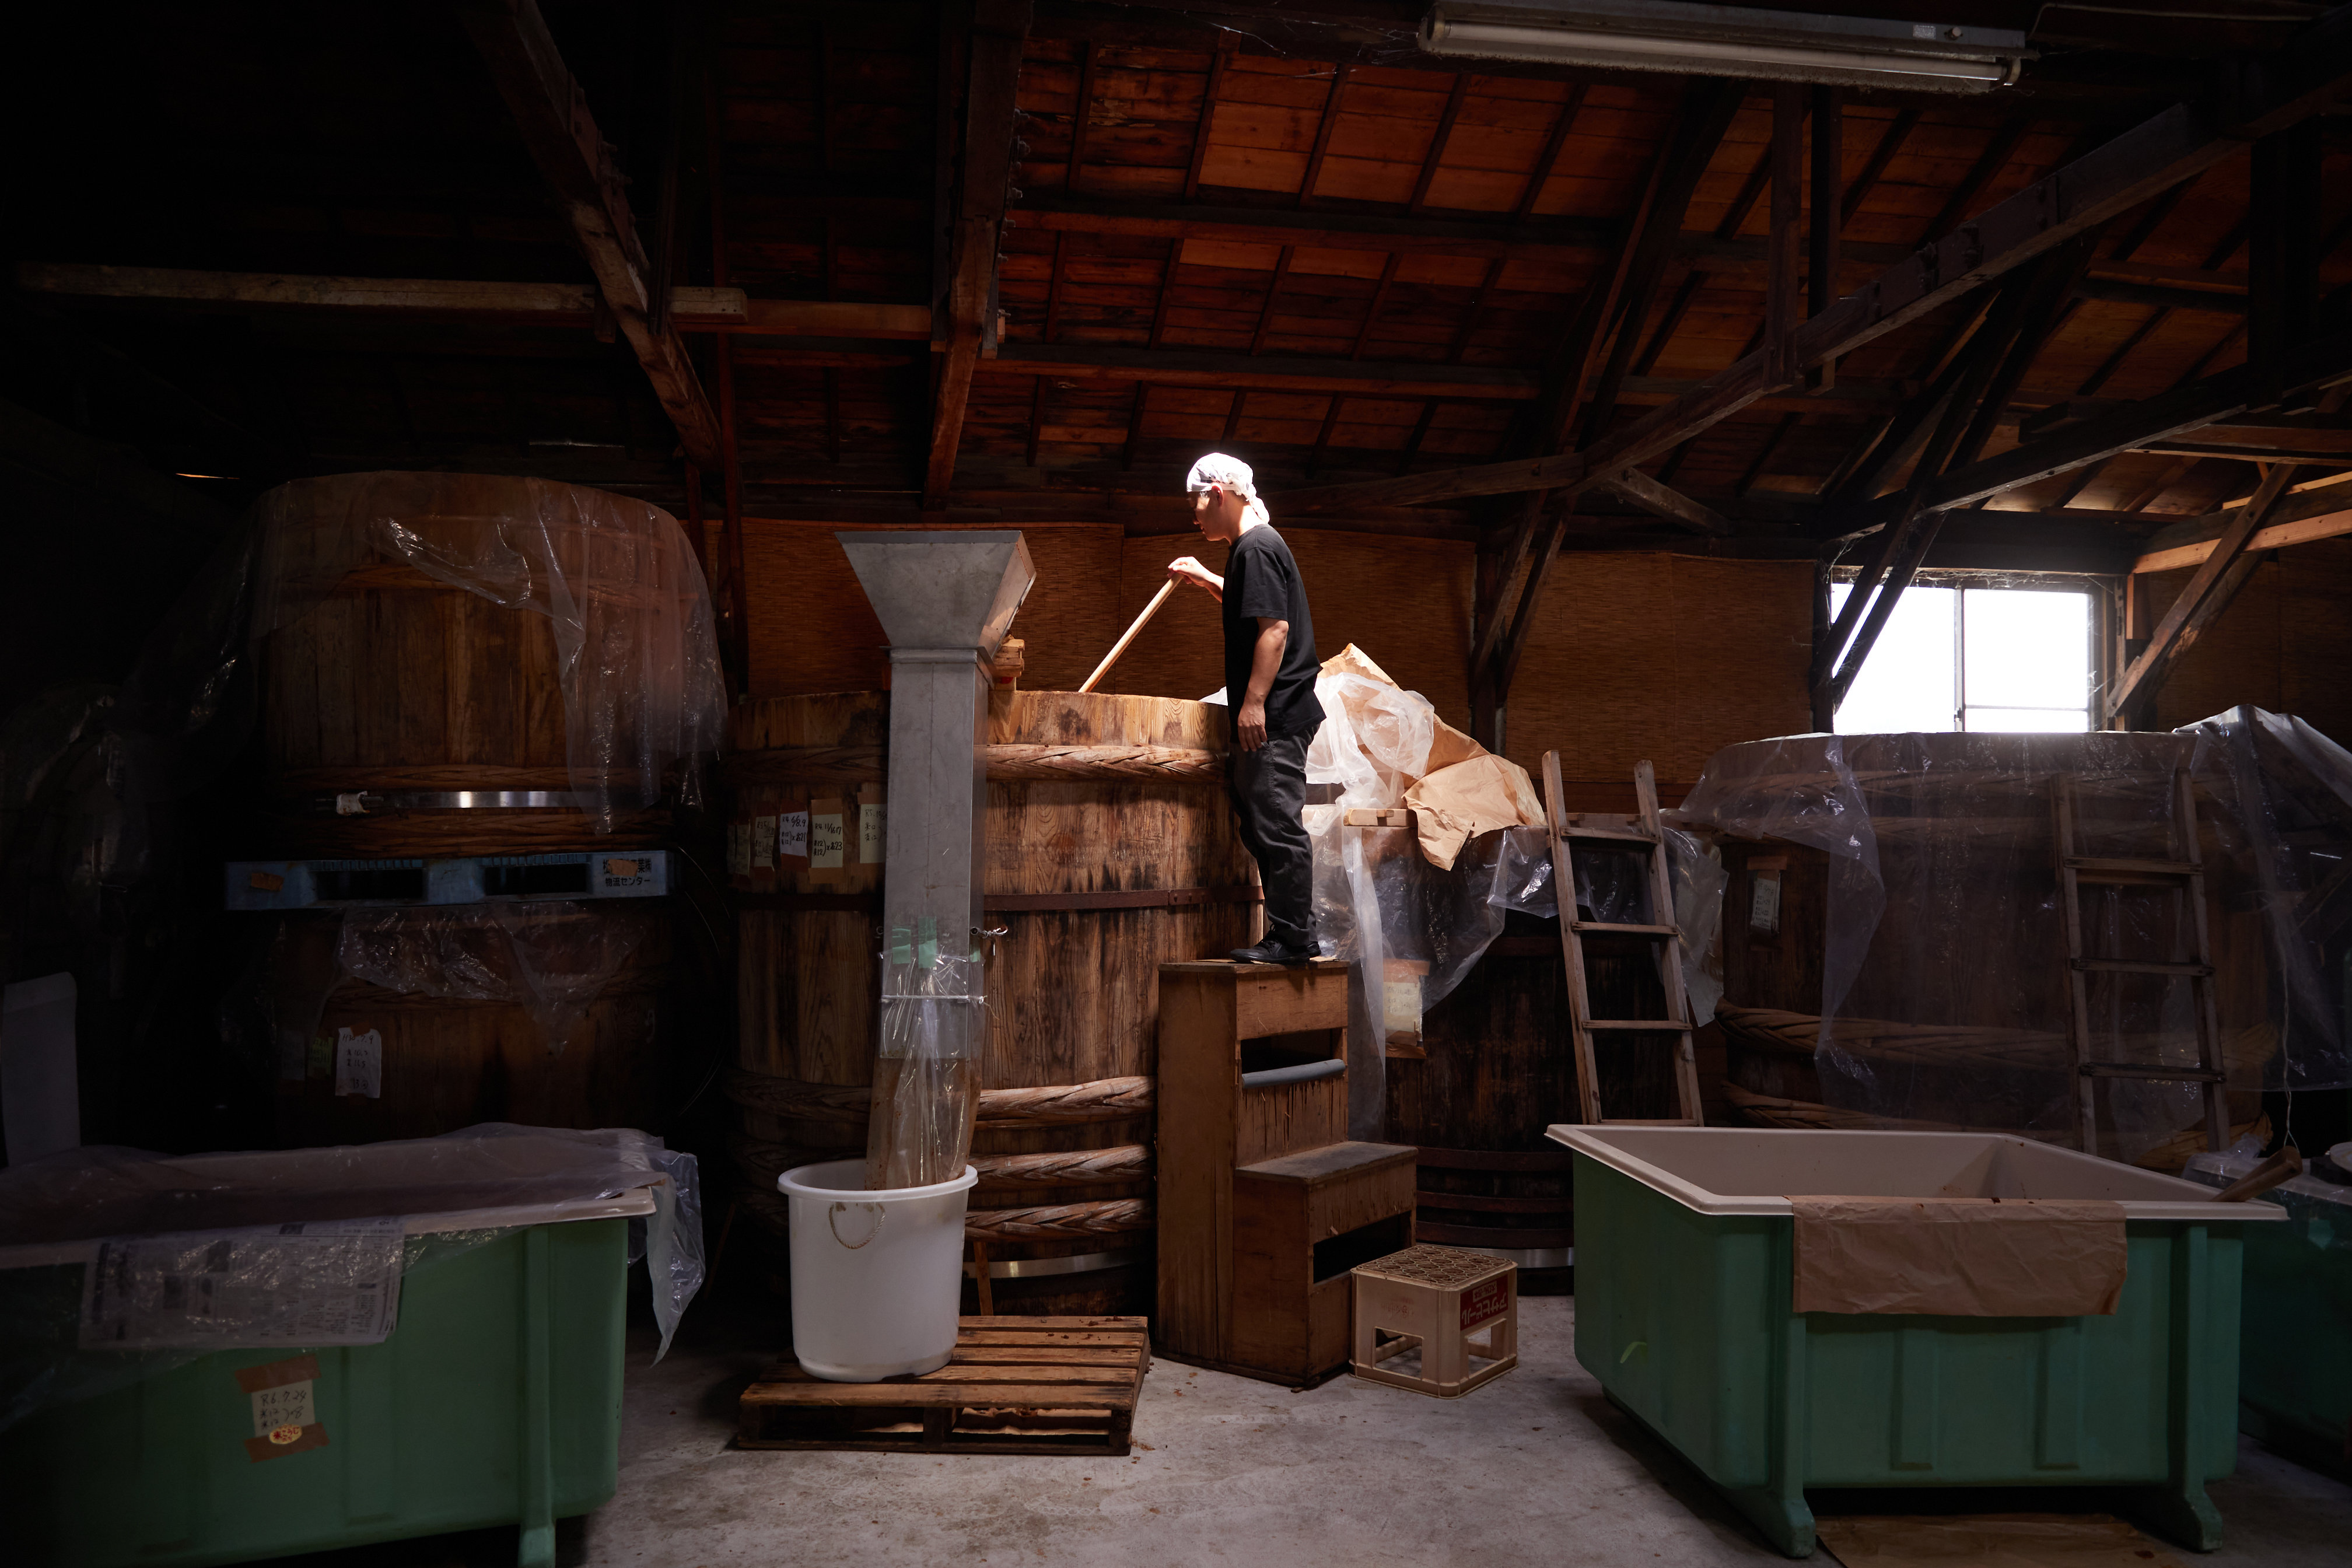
{"left": 1824, "top": 568, "right": 2114, "bottom": 735}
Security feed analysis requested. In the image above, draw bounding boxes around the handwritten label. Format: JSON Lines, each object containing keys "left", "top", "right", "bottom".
{"left": 251, "top": 1379, "right": 314, "bottom": 1437}
{"left": 778, "top": 811, "right": 808, "bottom": 860}
{"left": 810, "top": 813, "right": 845, "bottom": 870}
{"left": 334, "top": 1028, "right": 382, "bottom": 1099}
{"left": 1748, "top": 872, "right": 1782, "bottom": 936}
{"left": 726, "top": 822, "right": 751, "bottom": 878}
{"left": 859, "top": 804, "right": 887, "bottom": 864}
{"left": 1460, "top": 1275, "right": 1510, "bottom": 1332}
{"left": 752, "top": 816, "right": 776, "bottom": 870}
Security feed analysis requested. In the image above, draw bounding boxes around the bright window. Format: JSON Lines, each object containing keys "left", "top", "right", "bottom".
{"left": 1827, "top": 583, "right": 2093, "bottom": 735}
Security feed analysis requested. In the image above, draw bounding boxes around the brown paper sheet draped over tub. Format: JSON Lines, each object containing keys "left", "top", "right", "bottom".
{"left": 1790, "top": 1198, "right": 2128, "bottom": 1317}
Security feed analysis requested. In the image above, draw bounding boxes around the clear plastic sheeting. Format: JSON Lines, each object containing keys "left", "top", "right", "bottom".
{"left": 250, "top": 473, "right": 726, "bottom": 824}
{"left": 1680, "top": 719, "right": 2352, "bottom": 1165}
{"left": 864, "top": 924, "right": 982, "bottom": 1190}
{"left": 1300, "top": 645, "right": 1720, "bottom": 1134}
{"left": 2182, "top": 707, "right": 2352, "bottom": 1099}
{"left": 0, "top": 1124, "right": 703, "bottom": 1432}
{"left": 338, "top": 901, "right": 649, "bottom": 1054}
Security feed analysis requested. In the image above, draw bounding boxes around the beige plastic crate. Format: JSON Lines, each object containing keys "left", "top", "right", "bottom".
{"left": 1350, "top": 1244, "right": 1517, "bottom": 1398}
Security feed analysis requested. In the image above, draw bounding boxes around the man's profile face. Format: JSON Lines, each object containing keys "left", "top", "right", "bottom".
{"left": 1191, "top": 484, "right": 1235, "bottom": 540}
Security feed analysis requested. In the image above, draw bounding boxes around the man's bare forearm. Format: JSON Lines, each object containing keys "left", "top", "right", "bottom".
{"left": 1246, "top": 621, "right": 1287, "bottom": 707}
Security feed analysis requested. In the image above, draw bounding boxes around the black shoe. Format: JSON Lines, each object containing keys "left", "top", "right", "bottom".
{"left": 1228, "top": 938, "right": 1317, "bottom": 966}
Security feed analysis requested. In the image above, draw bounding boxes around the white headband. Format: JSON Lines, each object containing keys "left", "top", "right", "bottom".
{"left": 1185, "top": 452, "right": 1270, "bottom": 527}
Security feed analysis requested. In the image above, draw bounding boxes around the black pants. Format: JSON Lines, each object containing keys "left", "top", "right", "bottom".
{"left": 1228, "top": 727, "right": 1316, "bottom": 948}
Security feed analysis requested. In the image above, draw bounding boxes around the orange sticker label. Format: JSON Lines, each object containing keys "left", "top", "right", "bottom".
{"left": 268, "top": 1423, "right": 304, "bottom": 1446}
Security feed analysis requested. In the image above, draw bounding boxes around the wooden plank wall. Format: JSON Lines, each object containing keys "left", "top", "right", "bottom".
{"left": 742, "top": 520, "right": 1815, "bottom": 799}
{"left": 2144, "top": 539, "right": 2352, "bottom": 738}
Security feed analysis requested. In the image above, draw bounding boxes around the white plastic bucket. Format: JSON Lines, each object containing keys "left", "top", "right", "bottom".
{"left": 779, "top": 1158, "right": 978, "bottom": 1381}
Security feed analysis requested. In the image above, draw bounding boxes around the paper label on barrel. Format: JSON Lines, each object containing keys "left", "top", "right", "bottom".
{"left": 859, "top": 804, "right": 886, "bottom": 864}
{"left": 778, "top": 811, "right": 808, "bottom": 860}
{"left": 1749, "top": 872, "right": 1782, "bottom": 935}
{"left": 810, "top": 814, "right": 845, "bottom": 869}
{"left": 1460, "top": 1276, "right": 1509, "bottom": 1331}
{"left": 752, "top": 816, "right": 776, "bottom": 870}
{"left": 726, "top": 822, "right": 750, "bottom": 878}
{"left": 334, "top": 1028, "right": 382, "bottom": 1099}
{"left": 1381, "top": 978, "right": 1422, "bottom": 1033}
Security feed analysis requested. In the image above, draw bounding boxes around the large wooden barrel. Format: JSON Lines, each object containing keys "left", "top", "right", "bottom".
{"left": 232, "top": 474, "right": 708, "bottom": 1150}
{"left": 258, "top": 901, "right": 674, "bottom": 1147}
{"left": 247, "top": 473, "right": 694, "bottom": 858}
{"left": 1704, "top": 732, "right": 2271, "bottom": 1168}
{"left": 723, "top": 688, "right": 1253, "bottom": 1314}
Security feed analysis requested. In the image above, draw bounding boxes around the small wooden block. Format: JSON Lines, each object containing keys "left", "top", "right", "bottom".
{"left": 737, "top": 1316, "right": 1149, "bottom": 1455}
{"left": 1342, "top": 808, "right": 1413, "bottom": 828}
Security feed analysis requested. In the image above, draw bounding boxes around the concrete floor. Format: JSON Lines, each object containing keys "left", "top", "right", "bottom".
{"left": 284, "top": 1282, "right": 2352, "bottom": 1568}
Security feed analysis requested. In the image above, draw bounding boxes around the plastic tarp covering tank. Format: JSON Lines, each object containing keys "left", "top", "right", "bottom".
{"left": 92, "top": 471, "right": 724, "bottom": 826}
{"left": 249, "top": 473, "right": 727, "bottom": 824}
{"left": 1676, "top": 711, "right": 2352, "bottom": 1165}
{"left": 0, "top": 1124, "right": 702, "bottom": 1433}
{"left": 1298, "top": 647, "right": 1726, "bottom": 1138}
{"left": 233, "top": 900, "right": 652, "bottom": 1094}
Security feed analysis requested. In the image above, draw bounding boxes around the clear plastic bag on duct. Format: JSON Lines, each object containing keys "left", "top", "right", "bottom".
{"left": 336, "top": 901, "right": 648, "bottom": 1053}
{"left": 1678, "top": 723, "right": 2352, "bottom": 1166}
{"left": 864, "top": 922, "right": 984, "bottom": 1190}
{"left": 245, "top": 473, "right": 726, "bottom": 826}
{"left": 0, "top": 1124, "right": 704, "bottom": 1432}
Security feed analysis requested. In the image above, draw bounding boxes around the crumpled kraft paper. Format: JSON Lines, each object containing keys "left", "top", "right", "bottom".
{"left": 1791, "top": 1196, "right": 2127, "bottom": 1317}
{"left": 1406, "top": 754, "right": 1549, "bottom": 870}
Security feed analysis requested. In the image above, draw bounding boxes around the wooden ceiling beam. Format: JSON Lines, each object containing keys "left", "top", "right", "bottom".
{"left": 1272, "top": 19, "right": 2352, "bottom": 517}
{"left": 925, "top": 0, "right": 1033, "bottom": 508}
{"left": 17, "top": 262, "right": 937, "bottom": 338}
{"left": 1595, "top": 467, "right": 1732, "bottom": 536}
{"left": 2106, "top": 460, "right": 2300, "bottom": 720}
{"left": 457, "top": 0, "right": 721, "bottom": 467}
{"left": 990, "top": 341, "right": 1538, "bottom": 398}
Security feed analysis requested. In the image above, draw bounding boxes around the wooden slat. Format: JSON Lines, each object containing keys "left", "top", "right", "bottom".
{"left": 926, "top": 0, "right": 1032, "bottom": 506}
{"left": 456, "top": 0, "right": 720, "bottom": 467}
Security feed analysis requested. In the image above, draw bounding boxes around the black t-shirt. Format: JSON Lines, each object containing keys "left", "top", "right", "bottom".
{"left": 1222, "top": 525, "right": 1325, "bottom": 738}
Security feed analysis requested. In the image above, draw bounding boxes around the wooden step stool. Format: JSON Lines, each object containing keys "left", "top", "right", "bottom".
{"left": 1350, "top": 1244, "right": 1517, "bottom": 1398}
{"left": 1156, "top": 958, "right": 1417, "bottom": 1386}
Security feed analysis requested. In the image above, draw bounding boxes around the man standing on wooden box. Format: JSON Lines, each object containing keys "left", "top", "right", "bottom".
{"left": 1167, "top": 453, "right": 1325, "bottom": 965}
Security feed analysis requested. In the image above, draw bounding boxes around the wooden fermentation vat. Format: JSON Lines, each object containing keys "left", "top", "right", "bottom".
{"left": 723, "top": 688, "right": 1255, "bottom": 1314}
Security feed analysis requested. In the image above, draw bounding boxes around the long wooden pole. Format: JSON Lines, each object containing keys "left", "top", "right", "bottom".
{"left": 1079, "top": 579, "right": 1177, "bottom": 693}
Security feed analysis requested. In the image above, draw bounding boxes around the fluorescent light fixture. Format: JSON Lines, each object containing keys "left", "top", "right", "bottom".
{"left": 1420, "top": 0, "right": 2032, "bottom": 92}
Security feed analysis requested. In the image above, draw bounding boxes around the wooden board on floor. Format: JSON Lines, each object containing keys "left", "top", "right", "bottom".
{"left": 736, "top": 1316, "right": 1149, "bottom": 1455}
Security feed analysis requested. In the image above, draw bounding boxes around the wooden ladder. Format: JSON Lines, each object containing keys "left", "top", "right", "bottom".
{"left": 1541, "top": 752, "right": 1703, "bottom": 1126}
{"left": 2052, "top": 766, "right": 2228, "bottom": 1154}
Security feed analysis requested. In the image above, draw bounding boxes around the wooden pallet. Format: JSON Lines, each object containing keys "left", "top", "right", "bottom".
{"left": 736, "top": 1315, "right": 1149, "bottom": 1455}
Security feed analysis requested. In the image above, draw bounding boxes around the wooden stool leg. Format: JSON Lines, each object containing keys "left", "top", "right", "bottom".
{"left": 971, "top": 1239, "right": 994, "bottom": 1315}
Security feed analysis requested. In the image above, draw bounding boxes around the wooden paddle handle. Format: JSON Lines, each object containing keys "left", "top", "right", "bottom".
{"left": 2213, "top": 1146, "right": 2302, "bottom": 1202}
{"left": 1078, "top": 579, "right": 1177, "bottom": 694}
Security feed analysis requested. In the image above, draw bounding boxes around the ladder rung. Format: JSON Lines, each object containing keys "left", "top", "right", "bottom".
{"left": 1560, "top": 825, "right": 1660, "bottom": 845}
{"left": 1571, "top": 921, "right": 1679, "bottom": 936}
{"left": 2065, "top": 856, "right": 2198, "bottom": 881}
{"left": 2078, "top": 1062, "right": 2226, "bottom": 1083}
{"left": 1580, "top": 1019, "right": 1694, "bottom": 1031}
{"left": 2071, "top": 958, "right": 2213, "bottom": 977}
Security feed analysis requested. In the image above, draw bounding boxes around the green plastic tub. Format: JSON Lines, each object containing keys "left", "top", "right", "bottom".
{"left": 0, "top": 1129, "right": 691, "bottom": 1568}
{"left": 1550, "top": 1126, "right": 2287, "bottom": 1558}
{"left": 2188, "top": 1153, "right": 2352, "bottom": 1473}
